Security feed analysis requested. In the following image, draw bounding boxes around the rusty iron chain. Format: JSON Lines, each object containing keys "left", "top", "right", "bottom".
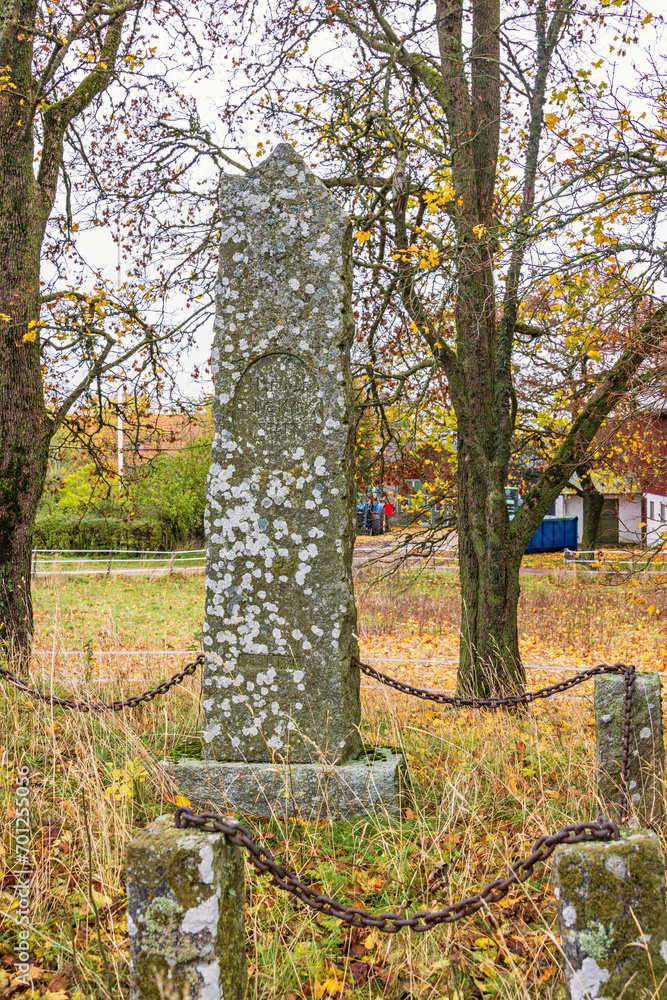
{"left": 619, "top": 662, "right": 636, "bottom": 822}
{"left": 0, "top": 642, "right": 635, "bottom": 931}
{"left": 356, "top": 656, "right": 636, "bottom": 819}
{"left": 172, "top": 657, "right": 637, "bottom": 933}
{"left": 174, "top": 808, "right": 619, "bottom": 932}
{"left": 353, "top": 656, "right": 631, "bottom": 709}
{"left": 0, "top": 654, "right": 204, "bottom": 712}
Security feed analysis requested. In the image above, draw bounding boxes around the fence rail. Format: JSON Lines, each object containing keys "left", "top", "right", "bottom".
{"left": 563, "top": 547, "right": 667, "bottom": 574}
{"left": 31, "top": 548, "right": 206, "bottom": 576}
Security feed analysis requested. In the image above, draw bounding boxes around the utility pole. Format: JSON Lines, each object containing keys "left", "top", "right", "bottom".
{"left": 117, "top": 222, "right": 123, "bottom": 489}
{"left": 118, "top": 384, "right": 123, "bottom": 486}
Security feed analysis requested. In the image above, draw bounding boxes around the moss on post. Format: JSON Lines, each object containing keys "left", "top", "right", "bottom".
{"left": 126, "top": 814, "right": 246, "bottom": 1000}
{"left": 553, "top": 830, "right": 667, "bottom": 999}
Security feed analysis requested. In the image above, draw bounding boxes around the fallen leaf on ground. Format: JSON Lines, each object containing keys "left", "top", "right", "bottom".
{"left": 350, "top": 961, "right": 370, "bottom": 985}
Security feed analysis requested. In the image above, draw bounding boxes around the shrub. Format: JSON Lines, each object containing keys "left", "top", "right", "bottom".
{"left": 35, "top": 433, "right": 212, "bottom": 550}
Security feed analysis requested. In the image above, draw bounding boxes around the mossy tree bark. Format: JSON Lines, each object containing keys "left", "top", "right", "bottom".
{"left": 0, "top": 2, "right": 47, "bottom": 659}
{"left": 0, "top": 2, "right": 128, "bottom": 669}
{"left": 457, "top": 439, "right": 524, "bottom": 696}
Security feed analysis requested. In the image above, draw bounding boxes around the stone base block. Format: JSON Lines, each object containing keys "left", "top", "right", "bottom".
{"left": 163, "top": 747, "right": 410, "bottom": 820}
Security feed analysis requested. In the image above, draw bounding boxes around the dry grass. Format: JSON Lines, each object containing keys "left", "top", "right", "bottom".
{"left": 0, "top": 569, "right": 663, "bottom": 998}
{"left": 356, "top": 566, "right": 667, "bottom": 669}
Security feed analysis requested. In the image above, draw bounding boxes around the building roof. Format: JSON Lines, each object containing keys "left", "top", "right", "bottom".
{"left": 562, "top": 470, "right": 641, "bottom": 497}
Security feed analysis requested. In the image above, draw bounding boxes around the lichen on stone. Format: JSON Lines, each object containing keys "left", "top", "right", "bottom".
{"left": 202, "top": 143, "right": 361, "bottom": 765}
{"left": 554, "top": 830, "right": 667, "bottom": 999}
{"left": 127, "top": 815, "right": 246, "bottom": 1000}
{"left": 579, "top": 921, "right": 615, "bottom": 963}
{"left": 594, "top": 673, "right": 664, "bottom": 826}
{"left": 145, "top": 897, "right": 184, "bottom": 933}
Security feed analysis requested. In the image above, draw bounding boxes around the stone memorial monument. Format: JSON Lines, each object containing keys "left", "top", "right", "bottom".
{"left": 168, "top": 144, "right": 406, "bottom": 818}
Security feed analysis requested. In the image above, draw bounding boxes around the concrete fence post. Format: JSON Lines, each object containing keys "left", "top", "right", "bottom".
{"left": 594, "top": 671, "right": 664, "bottom": 827}
{"left": 126, "top": 814, "right": 246, "bottom": 1000}
{"left": 553, "top": 830, "right": 667, "bottom": 999}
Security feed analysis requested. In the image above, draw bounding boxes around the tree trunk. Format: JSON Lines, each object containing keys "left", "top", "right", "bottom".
{"left": 456, "top": 437, "right": 525, "bottom": 697}
{"left": 0, "top": 27, "right": 53, "bottom": 670}
{"left": 0, "top": 3, "right": 127, "bottom": 671}
{"left": 578, "top": 465, "right": 604, "bottom": 552}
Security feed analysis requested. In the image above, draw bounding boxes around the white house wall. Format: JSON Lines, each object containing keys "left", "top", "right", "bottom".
{"left": 645, "top": 492, "right": 667, "bottom": 545}
{"left": 556, "top": 491, "right": 665, "bottom": 546}
{"left": 562, "top": 495, "right": 584, "bottom": 542}
{"left": 618, "top": 497, "right": 642, "bottom": 543}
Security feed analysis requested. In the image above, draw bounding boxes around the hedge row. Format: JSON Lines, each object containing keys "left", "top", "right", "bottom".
{"left": 33, "top": 512, "right": 200, "bottom": 552}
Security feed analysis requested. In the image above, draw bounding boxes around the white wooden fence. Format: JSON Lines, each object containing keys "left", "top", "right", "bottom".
{"left": 31, "top": 549, "right": 206, "bottom": 577}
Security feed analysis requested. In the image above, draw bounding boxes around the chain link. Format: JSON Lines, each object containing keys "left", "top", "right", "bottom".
{"left": 174, "top": 808, "right": 619, "bottom": 932}
{"left": 353, "top": 656, "right": 630, "bottom": 708}
{"left": 619, "top": 662, "right": 636, "bottom": 822}
{"left": 0, "top": 654, "right": 204, "bottom": 712}
{"left": 355, "top": 656, "right": 636, "bottom": 818}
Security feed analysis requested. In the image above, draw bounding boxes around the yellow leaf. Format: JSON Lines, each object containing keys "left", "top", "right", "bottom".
{"left": 364, "top": 929, "right": 381, "bottom": 950}
{"left": 431, "top": 958, "right": 450, "bottom": 972}
{"left": 92, "top": 887, "right": 112, "bottom": 909}
{"left": 474, "top": 937, "right": 494, "bottom": 949}
{"left": 544, "top": 113, "right": 561, "bottom": 127}
{"left": 354, "top": 230, "right": 371, "bottom": 244}
{"left": 316, "top": 979, "right": 344, "bottom": 997}
{"left": 174, "top": 795, "right": 191, "bottom": 807}
{"left": 472, "top": 224, "right": 487, "bottom": 238}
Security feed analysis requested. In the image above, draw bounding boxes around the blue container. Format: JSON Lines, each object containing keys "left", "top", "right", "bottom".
{"left": 525, "top": 517, "right": 578, "bottom": 553}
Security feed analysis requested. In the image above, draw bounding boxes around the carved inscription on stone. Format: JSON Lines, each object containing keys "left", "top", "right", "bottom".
{"left": 232, "top": 353, "right": 322, "bottom": 468}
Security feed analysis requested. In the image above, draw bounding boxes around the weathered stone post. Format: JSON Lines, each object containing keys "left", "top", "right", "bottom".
{"left": 167, "top": 143, "right": 407, "bottom": 818}
{"left": 126, "top": 814, "right": 246, "bottom": 1000}
{"left": 553, "top": 830, "right": 667, "bottom": 999}
{"left": 594, "top": 672, "right": 664, "bottom": 827}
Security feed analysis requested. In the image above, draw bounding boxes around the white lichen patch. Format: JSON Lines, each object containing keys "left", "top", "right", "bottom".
{"left": 570, "top": 957, "right": 610, "bottom": 1000}
{"left": 196, "top": 960, "right": 222, "bottom": 1000}
{"left": 181, "top": 889, "right": 221, "bottom": 935}
{"left": 604, "top": 854, "right": 627, "bottom": 879}
{"left": 198, "top": 842, "right": 215, "bottom": 884}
